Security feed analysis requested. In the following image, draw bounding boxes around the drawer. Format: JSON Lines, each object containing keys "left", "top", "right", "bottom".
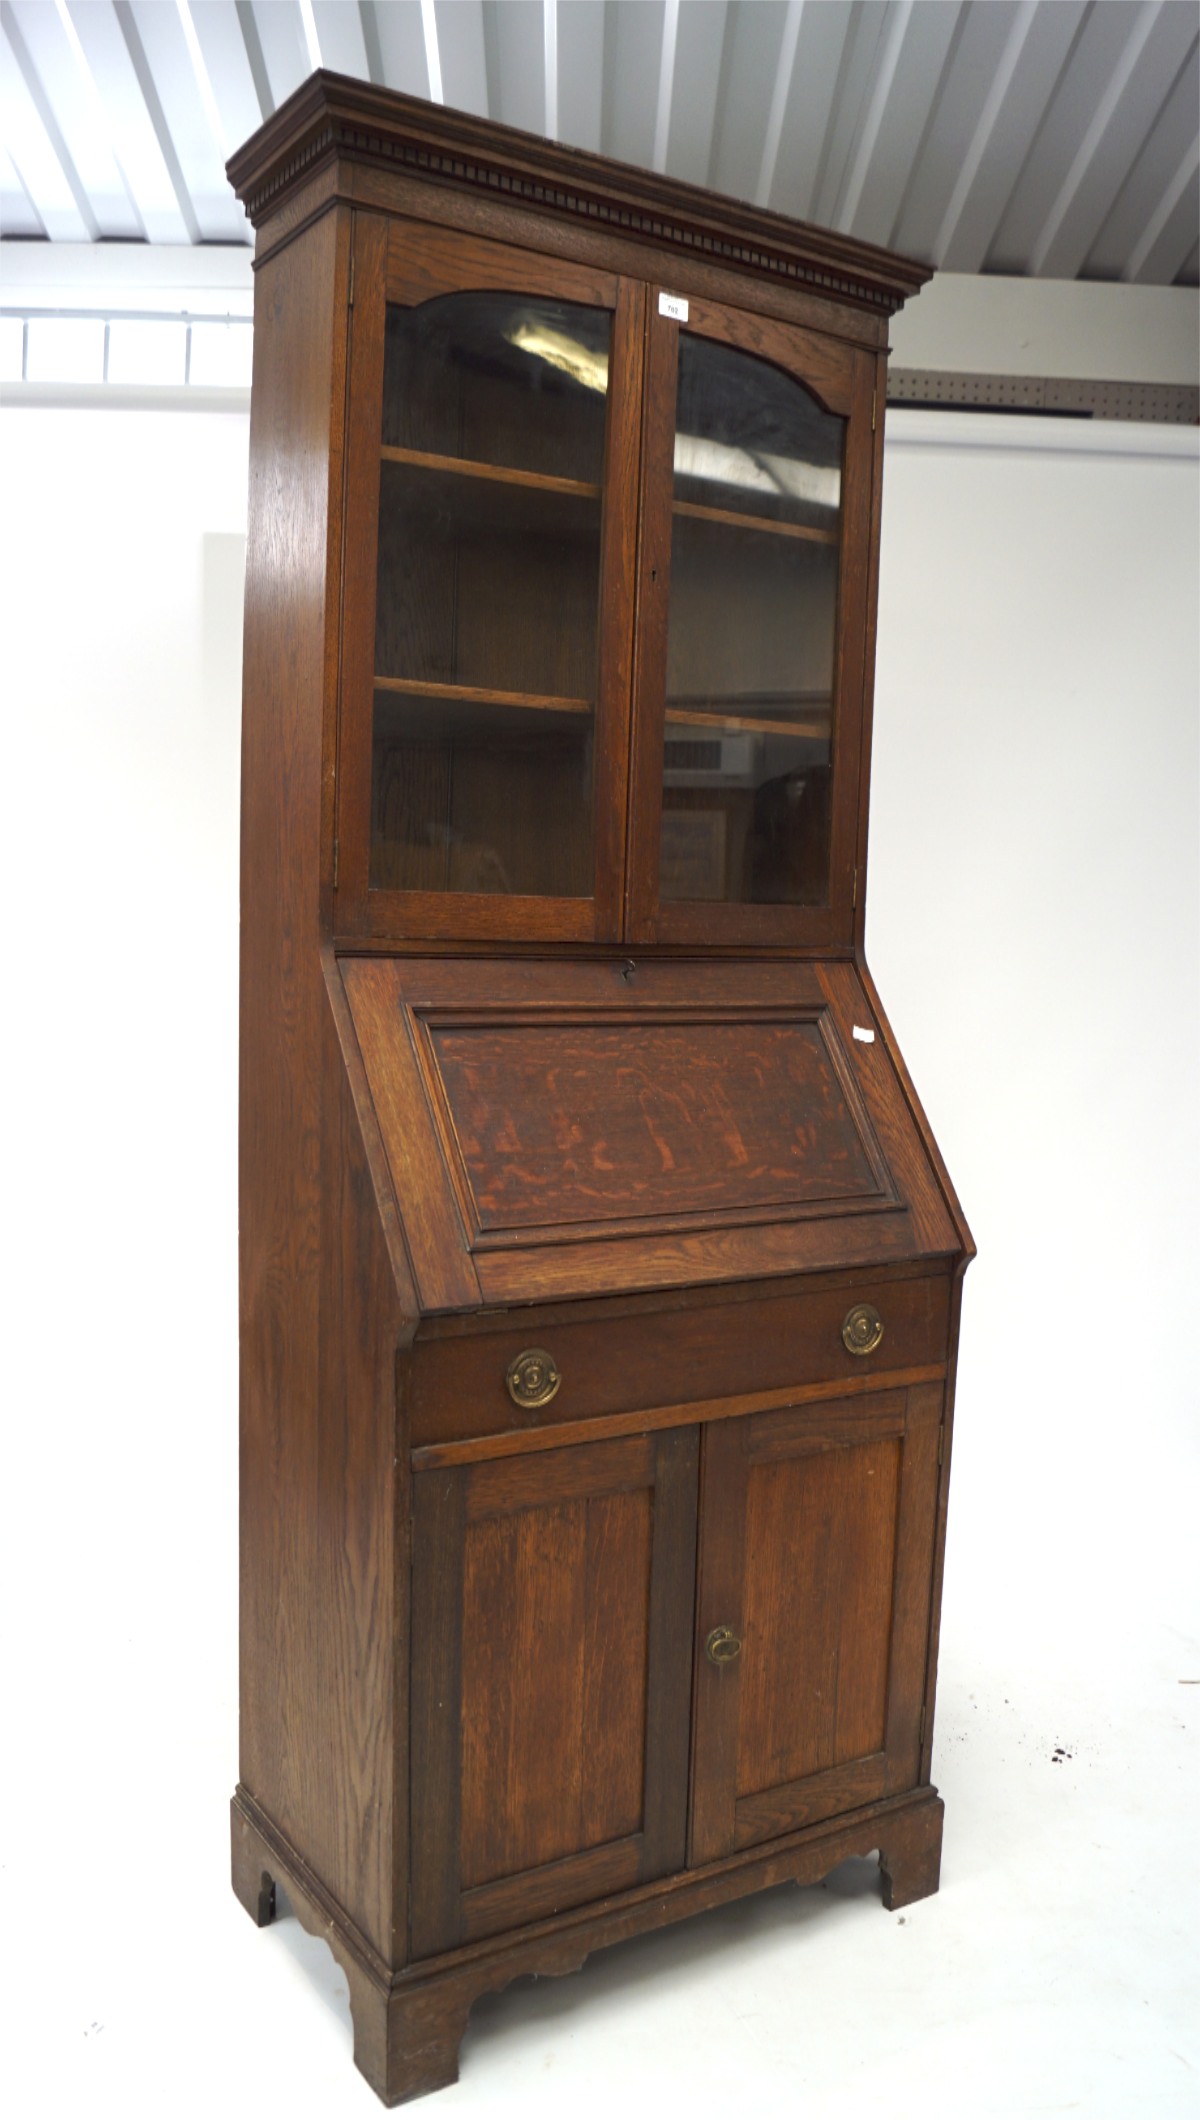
{"left": 409, "top": 1270, "right": 951, "bottom": 1451}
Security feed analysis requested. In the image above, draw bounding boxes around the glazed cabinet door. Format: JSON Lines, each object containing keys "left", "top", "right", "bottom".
{"left": 336, "top": 214, "right": 645, "bottom": 944}
{"left": 409, "top": 1427, "right": 698, "bottom": 1957}
{"left": 627, "top": 293, "right": 878, "bottom": 950}
{"left": 689, "top": 1383, "right": 942, "bottom": 1864}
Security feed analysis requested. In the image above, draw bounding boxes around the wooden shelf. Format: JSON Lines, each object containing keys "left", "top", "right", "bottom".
{"left": 672, "top": 497, "right": 837, "bottom": 545}
{"left": 381, "top": 444, "right": 600, "bottom": 500}
{"left": 374, "top": 676, "right": 593, "bottom": 716}
{"left": 665, "top": 701, "right": 831, "bottom": 740}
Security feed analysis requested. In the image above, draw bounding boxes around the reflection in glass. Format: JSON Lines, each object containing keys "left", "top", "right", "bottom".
{"left": 371, "top": 293, "right": 611, "bottom": 897}
{"left": 660, "top": 333, "right": 845, "bottom": 907}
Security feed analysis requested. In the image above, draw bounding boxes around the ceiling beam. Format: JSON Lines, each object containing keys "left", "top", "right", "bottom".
{"left": 1124, "top": 130, "right": 1200, "bottom": 283}
{"left": 933, "top": 1, "right": 1038, "bottom": 267}
{"left": 3, "top": 4, "right": 99, "bottom": 238}
{"left": 652, "top": 0, "right": 679, "bottom": 174}
{"left": 420, "top": 0, "right": 442, "bottom": 103}
{"left": 755, "top": 0, "right": 803, "bottom": 211}
{"left": 543, "top": 0, "right": 556, "bottom": 139}
{"left": 834, "top": 0, "right": 912, "bottom": 235}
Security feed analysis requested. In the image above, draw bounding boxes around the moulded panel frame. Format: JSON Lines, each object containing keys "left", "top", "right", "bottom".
{"left": 333, "top": 212, "right": 646, "bottom": 945}
{"left": 688, "top": 1379, "right": 944, "bottom": 1866}
{"left": 625, "top": 292, "right": 878, "bottom": 951}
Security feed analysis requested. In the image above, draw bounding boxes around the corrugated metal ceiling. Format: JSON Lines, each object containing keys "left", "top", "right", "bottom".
{"left": 1, "top": 1, "right": 1197, "bottom": 286}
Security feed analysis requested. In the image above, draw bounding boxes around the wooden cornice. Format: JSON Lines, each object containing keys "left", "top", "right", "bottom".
{"left": 226, "top": 71, "right": 932, "bottom": 318}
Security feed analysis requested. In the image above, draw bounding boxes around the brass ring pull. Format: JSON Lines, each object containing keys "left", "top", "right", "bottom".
{"left": 505, "top": 1348, "right": 562, "bottom": 1410}
{"left": 842, "top": 1303, "right": 884, "bottom": 1357}
{"left": 706, "top": 1625, "right": 742, "bottom": 1666}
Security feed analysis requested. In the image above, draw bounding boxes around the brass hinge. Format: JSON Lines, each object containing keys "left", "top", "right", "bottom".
{"left": 852, "top": 866, "right": 858, "bottom": 908}
{"left": 871, "top": 386, "right": 877, "bottom": 432}
{"left": 348, "top": 245, "right": 355, "bottom": 308}
{"left": 938, "top": 1422, "right": 946, "bottom": 1467}
{"left": 333, "top": 837, "right": 339, "bottom": 890}
{"left": 919, "top": 1704, "right": 927, "bottom": 1746}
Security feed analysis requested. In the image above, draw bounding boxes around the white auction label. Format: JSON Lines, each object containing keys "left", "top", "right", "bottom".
{"left": 658, "top": 292, "right": 689, "bottom": 322}
{"left": 852, "top": 1025, "right": 876, "bottom": 1044}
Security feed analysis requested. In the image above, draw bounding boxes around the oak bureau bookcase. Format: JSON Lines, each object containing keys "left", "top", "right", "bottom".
{"left": 227, "top": 73, "right": 973, "bottom": 2108}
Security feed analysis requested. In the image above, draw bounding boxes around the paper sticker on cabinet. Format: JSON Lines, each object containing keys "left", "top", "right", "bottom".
{"left": 852, "top": 1026, "right": 875, "bottom": 1043}
{"left": 658, "top": 292, "right": 689, "bottom": 322}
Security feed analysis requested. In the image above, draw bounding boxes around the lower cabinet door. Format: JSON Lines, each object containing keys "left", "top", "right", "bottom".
{"left": 689, "top": 1384, "right": 943, "bottom": 1865}
{"left": 409, "top": 1427, "right": 699, "bottom": 1957}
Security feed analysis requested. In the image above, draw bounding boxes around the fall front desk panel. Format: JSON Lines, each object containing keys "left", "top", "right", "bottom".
{"left": 339, "top": 953, "right": 959, "bottom": 1318}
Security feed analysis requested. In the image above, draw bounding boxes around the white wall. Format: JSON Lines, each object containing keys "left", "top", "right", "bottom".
{"left": 869, "top": 411, "right": 1199, "bottom": 1676}
{"left": 2, "top": 400, "right": 1197, "bottom": 2113}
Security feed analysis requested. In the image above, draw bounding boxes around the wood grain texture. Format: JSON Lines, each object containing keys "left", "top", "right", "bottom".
{"left": 688, "top": 1415, "right": 750, "bottom": 1866}
{"left": 228, "top": 74, "right": 930, "bottom": 319}
{"left": 691, "top": 1384, "right": 944, "bottom": 1866}
{"left": 314, "top": 972, "right": 411, "bottom": 1955}
{"left": 235, "top": 1777, "right": 944, "bottom": 2105}
{"left": 338, "top": 958, "right": 481, "bottom": 1312}
{"left": 736, "top": 1439, "right": 900, "bottom": 1791}
{"left": 339, "top": 955, "right": 966, "bottom": 1310}
{"left": 881, "top": 1383, "right": 944, "bottom": 1791}
{"left": 409, "top": 1470, "right": 467, "bottom": 1958}
{"left": 817, "top": 961, "right": 961, "bottom": 1260}
{"left": 410, "top": 1275, "right": 949, "bottom": 1449}
{"left": 409, "top": 1425, "right": 698, "bottom": 1957}
{"left": 852, "top": 353, "right": 890, "bottom": 956}
{"left": 385, "top": 215, "right": 619, "bottom": 312}
{"left": 429, "top": 1014, "right": 882, "bottom": 1229}
{"left": 240, "top": 206, "right": 416, "bottom": 1951}
{"left": 410, "top": 1370, "right": 942, "bottom": 1471}
{"left": 343, "top": 162, "right": 894, "bottom": 351}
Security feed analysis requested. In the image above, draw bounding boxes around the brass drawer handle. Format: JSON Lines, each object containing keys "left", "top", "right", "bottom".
{"left": 505, "top": 1348, "right": 562, "bottom": 1410}
{"left": 706, "top": 1625, "right": 742, "bottom": 1666}
{"left": 842, "top": 1303, "right": 884, "bottom": 1357}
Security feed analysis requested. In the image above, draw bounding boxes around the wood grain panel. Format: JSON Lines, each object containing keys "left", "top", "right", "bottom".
{"left": 411, "top": 1371, "right": 942, "bottom": 1470}
{"left": 240, "top": 206, "right": 418, "bottom": 1960}
{"left": 333, "top": 211, "right": 390, "bottom": 924}
{"left": 410, "top": 1274, "right": 950, "bottom": 1447}
{"left": 460, "top": 1835, "right": 644, "bottom": 1943}
{"left": 882, "top": 1382, "right": 944, "bottom": 1787}
{"left": 691, "top": 1383, "right": 941, "bottom": 1866}
{"left": 339, "top": 957, "right": 481, "bottom": 1311}
{"left": 465, "top": 1434, "right": 655, "bottom": 1519}
{"left": 688, "top": 1416, "right": 751, "bottom": 1866}
{"left": 735, "top": 1440, "right": 898, "bottom": 1794}
{"left": 409, "top": 1468, "right": 467, "bottom": 1957}
{"left": 315, "top": 973, "right": 412, "bottom": 1959}
{"left": 663, "top": 294, "right": 857, "bottom": 416}
{"left": 429, "top": 1013, "right": 883, "bottom": 1231}
{"left": 411, "top": 1421, "right": 696, "bottom": 1955}
{"left": 817, "top": 962, "right": 961, "bottom": 1259}
{"left": 460, "top": 1500, "right": 589, "bottom": 1888}
{"left": 386, "top": 216, "right": 618, "bottom": 310}
{"left": 458, "top": 1478, "right": 652, "bottom": 1888}
{"left": 341, "top": 953, "right": 973, "bottom": 1311}
{"left": 733, "top": 1754, "right": 890, "bottom": 1849}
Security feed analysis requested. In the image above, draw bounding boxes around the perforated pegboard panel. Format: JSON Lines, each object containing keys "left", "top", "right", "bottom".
{"left": 888, "top": 370, "right": 1199, "bottom": 425}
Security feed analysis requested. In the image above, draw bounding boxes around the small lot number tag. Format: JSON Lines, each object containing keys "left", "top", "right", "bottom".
{"left": 658, "top": 292, "right": 689, "bottom": 322}
{"left": 852, "top": 1025, "right": 876, "bottom": 1044}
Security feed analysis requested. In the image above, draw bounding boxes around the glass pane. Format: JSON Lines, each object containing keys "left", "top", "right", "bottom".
{"left": 371, "top": 292, "right": 611, "bottom": 898}
{"left": 660, "top": 334, "right": 845, "bottom": 908}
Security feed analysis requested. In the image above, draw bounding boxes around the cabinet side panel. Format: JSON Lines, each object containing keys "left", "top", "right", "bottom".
{"left": 238, "top": 210, "right": 357, "bottom": 1916}
{"left": 316, "top": 982, "right": 409, "bottom": 1958}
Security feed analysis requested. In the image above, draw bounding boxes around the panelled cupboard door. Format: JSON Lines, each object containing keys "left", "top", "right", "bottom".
{"left": 409, "top": 1427, "right": 699, "bottom": 1958}
{"left": 336, "top": 213, "right": 645, "bottom": 945}
{"left": 690, "top": 1384, "right": 942, "bottom": 1865}
{"left": 626, "top": 293, "right": 877, "bottom": 950}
